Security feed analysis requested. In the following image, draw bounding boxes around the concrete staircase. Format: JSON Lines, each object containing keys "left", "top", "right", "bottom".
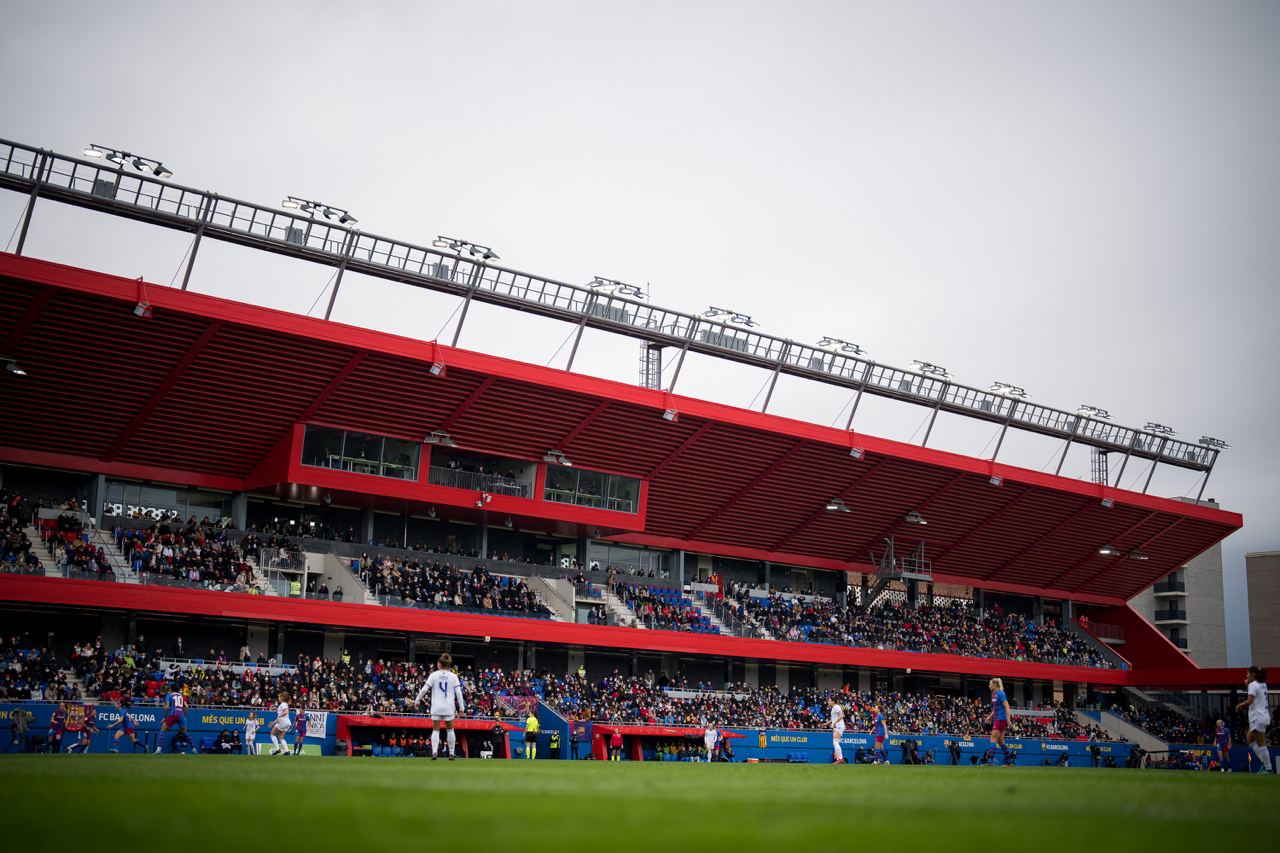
{"left": 689, "top": 593, "right": 733, "bottom": 636}
{"left": 601, "top": 587, "right": 641, "bottom": 628}
{"left": 525, "top": 575, "right": 574, "bottom": 623}
{"left": 1081, "top": 710, "right": 1168, "bottom": 753}
{"left": 88, "top": 526, "right": 137, "bottom": 582}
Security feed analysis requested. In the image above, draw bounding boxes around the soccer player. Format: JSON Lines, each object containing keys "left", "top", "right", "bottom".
{"left": 827, "top": 698, "right": 846, "bottom": 765}
{"left": 985, "top": 677, "right": 1014, "bottom": 766}
{"left": 292, "top": 707, "right": 308, "bottom": 756}
{"left": 1234, "top": 666, "right": 1273, "bottom": 774}
{"left": 269, "top": 692, "right": 293, "bottom": 756}
{"left": 156, "top": 688, "right": 188, "bottom": 753}
{"left": 703, "top": 723, "right": 719, "bottom": 763}
{"left": 245, "top": 713, "right": 260, "bottom": 755}
{"left": 871, "top": 705, "right": 888, "bottom": 764}
{"left": 1214, "top": 719, "right": 1232, "bottom": 772}
{"left": 46, "top": 702, "right": 67, "bottom": 752}
{"left": 107, "top": 698, "right": 139, "bottom": 753}
{"left": 413, "top": 653, "right": 466, "bottom": 760}
{"left": 66, "top": 714, "right": 98, "bottom": 753}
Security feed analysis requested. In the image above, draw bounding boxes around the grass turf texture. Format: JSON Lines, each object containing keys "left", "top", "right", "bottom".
{"left": 3, "top": 756, "right": 1277, "bottom": 852}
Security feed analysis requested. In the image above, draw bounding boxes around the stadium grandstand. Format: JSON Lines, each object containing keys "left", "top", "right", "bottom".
{"left": 0, "top": 135, "right": 1274, "bottom": 774}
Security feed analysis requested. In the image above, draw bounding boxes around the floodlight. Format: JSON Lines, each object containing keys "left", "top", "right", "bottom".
{"left": 989, "top": 475, "right": 1003, "bottom": 487}
{"left": 428, "top": 361, "right": 447, "bottom": 377}
{"left": 1143, "top": 423, "right": 1177, "bottom": 437}
{"left": 849, "top": 447, "right": 865, "bottom": 460}
{"left": 825, "top": 498, "right": 850, "bottom": 513}
{"left": 905, "top": 510, "right": 927, "bottom": 525}
{"left": 662, "top": 409, "right": 679, "bottom": 422}
{"left": 1100, "top": 498, "right": 1115, "bottom": 509}
{"left": 1127, "top": 548, "right": 1150, "bottom": 561}
{"left": 425, "top": 430, "right": 457, "bottom": 447}
{"left": 1098, "top": 544, "right": 1118, "bottom": 556}
{"left": 1077, "top": 405, "right": 1111, "bottom": 420}
{"left": 3, "top": 358, "right": 26, "bottom": 376}
{"left": 990, "top": 382, "right": 1027, "bottom": 398}
{"left": 817, "top": 337, "right": 866, "bottom": 356}
{"left": 909, "top": 361, "right": 951, "bottom": 380}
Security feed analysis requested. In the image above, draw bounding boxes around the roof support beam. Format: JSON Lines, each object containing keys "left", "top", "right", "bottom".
{"left": 103, "top": 321, "right": 224, "bottom": 461}
{"left": 297, "top": 351, "right": 367, "bottom": 423}
{"left": 438, "top": 376, "right": 495, "bottom": 432}
{"left": 980, "top": 498, "right": 1093, "bottom": 582}
{"left": 1043, "top": 510, "right": 1159, "bottom": 589}
{"left": 557, "top": 400, "right": 611, "bottom": 450}
{"left": 683, "top": 442, "right": 801, "bottom": 539}
{"left": 0, "top": 287, "right": 53, "bottom": 355}
{"left": 932, "top": 485, "right": 1034, "bottom": 562}
{"left": 769, "top": 457, "right": 890, "bottom": 553}
{"left": 1074, "top": 517, "right": 1186, "bottom": 590}
{"left": 847, "top": 471, "right": 968, "bottom": 561}
{"left": 647, "top": 422, "right": 713, "bottom": 480}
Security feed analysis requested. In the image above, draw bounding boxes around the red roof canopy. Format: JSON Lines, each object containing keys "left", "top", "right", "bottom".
{"left": 0, "top": 253, "right": 1241, "bottom": 604}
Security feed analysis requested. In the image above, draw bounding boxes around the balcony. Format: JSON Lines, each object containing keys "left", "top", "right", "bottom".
{"left": 1154, "top": 608, "right": 1188, "bottom": 623}
{"left": 427, "top": 466, "right": 530, "bottom": 498}
{"left": 1170, "top": 636, "right": 1189, "bottom": 649}
{"left": 1153, "top": 581, "right": 1187, "bottom": 595}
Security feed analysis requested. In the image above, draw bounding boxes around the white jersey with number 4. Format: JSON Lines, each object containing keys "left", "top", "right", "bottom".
{"left": 416, "top": 670, "right": 465, "bottom": 718}
{"left": 1248, "top": 681, "right": 1271, "bottom": 731}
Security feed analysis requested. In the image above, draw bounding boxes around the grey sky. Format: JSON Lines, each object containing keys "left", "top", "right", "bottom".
{"left": 3, "top": 0, "right": 1277, "bottom": 664}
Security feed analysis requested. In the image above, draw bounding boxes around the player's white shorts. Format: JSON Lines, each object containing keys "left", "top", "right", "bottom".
{"left": 832, "top": 723, "right": 846, "bottom": 738}
{"left": 431, "top": 713, "right": 455, "bottom": 722}
{"left": 273, "top": 720, "right": 291, "bottom": 735}
{"left": 1249, "top": 712, "right": 1272, "bottom": 734}
{"left": 704, "top": 736, "right": 717, "bottom": 749}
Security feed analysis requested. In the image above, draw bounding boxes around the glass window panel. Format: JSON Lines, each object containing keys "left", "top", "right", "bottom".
{"left": 302, "top": 425, "right": 346, "bottom": 470}
{"left": 342, "top": 432, "right": 383, "bottom": 475}
{"left": 380, "top": 437, "right": 420, "bottom": 480}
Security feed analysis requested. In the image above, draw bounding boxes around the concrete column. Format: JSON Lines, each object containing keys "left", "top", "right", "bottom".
{"left": 775, "top": 665, "right": 789, "bottom": 693}
{"left": 90, "top": 474, "right": 107, "bottom": 526}
{"left": 926, "top": 583, "right": 934, "bottom": 607}
{"left": 479, "top": 519, "right": 489, "bottom": 557}
{"left": 516, "top": 642, "right": 524, "bottom": 671}
{"left": 527, "top": 643, "right": 537, "bottom": 672}
{"left": 675, "top": 550, "right": 685, "bottom": 587}
{"left": 764, "top": 561, "right": 772, "bottom": 590}
{"left": 907, "top": 580, "right": 918, "bottom": 607}
{"left": 744, "top": 661, "right": 759, "bottom": 687}
{"left": 1034, "top": 597, "right": 1045, "bottom": 626}
{"left": 630, "top": 650, "right": 638, "bottom": 677}
{"left": 126, "top": 612, "right": 138, "bottom": 648}
{"left": 231, "top": 492, "right": 248, "bottom": 530}
{"left": 1062, "top": 600, "right": 1074, "bottom": 623}
{"left": 857, "top": 670, "right": 871, "bottom": 693}
{"left": 361, "top": 507, "right": 375, "bottom": 545}
{"left": 974, "top": 589, "right": 984, "bottom": 617}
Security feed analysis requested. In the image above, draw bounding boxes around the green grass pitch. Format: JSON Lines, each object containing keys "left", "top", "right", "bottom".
{"left": 4, "top": 756, "right": 1277, "bottom": 852}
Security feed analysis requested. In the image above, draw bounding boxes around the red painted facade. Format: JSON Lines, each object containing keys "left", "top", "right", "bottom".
{"left": 0, "top": 574, "right": 1234, "bottom": 687}
{"left": 0, "top": 252, "right": 1242, "bottom": 604}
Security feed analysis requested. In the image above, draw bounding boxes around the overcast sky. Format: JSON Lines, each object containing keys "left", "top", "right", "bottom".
{"left": 3, "top": 0, "right": 1276, "bottom": 664}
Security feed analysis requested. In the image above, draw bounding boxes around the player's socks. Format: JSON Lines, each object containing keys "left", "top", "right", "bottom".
{"left": 430, "top": 730, "right": 440, "bottom": 758}
{"left": 446, "top": 729, "right": 456, "bottom": 757}
{"left": 1252, "top": 745, "right": 1272, "bottom": 772}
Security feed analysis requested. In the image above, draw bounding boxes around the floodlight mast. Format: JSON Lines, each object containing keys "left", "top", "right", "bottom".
{"left": 434, "top": 236, "right": 500, "bottom": 347}
{"left": 0, "top": 136, "right": 1228, "bottom": 495}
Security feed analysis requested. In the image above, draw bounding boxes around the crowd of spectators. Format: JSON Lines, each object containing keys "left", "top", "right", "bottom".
{"left": 615, "top": 585, "right": 716, "bottom": 633}
{"left": 1107, "top": 702, "right": 1212, "bottom": 744}
{"left": 1, "top": 632, "right": 80, "bottom": 702}
{"left": 355, "top": 554, "right": 551, "bottom": 617}
{"left": 0, "top": 493, "right": 41, "bottom": 572}
{"left": 113, "top": 518, "right": 256, "bottom": 590}
{"left": 3, "top": 628, "right": 1154, "bottom": 744}
{"left": 721, "top": 587, "right": 1113, "bottom": 668}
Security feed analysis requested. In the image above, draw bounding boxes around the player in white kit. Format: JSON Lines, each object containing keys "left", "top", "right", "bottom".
{"left": 269, "top": 692, "right": 292, "bottom": 756}
{"left": 1234, "top": 666, "right": 1273, "bottom": 774}
{"left": 703, "top": 724, "right": 719, "bottom": 763}
{"left": 414, "top": 653, "right": 466, "bottom": 760}
{"left": 244, "top": 713, "right": 260, "bottom": 755}
{"left": 828, "top": 696, "right": 846, "bottom": 765}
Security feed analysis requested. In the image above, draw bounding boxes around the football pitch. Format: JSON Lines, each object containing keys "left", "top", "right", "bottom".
{"left": 3, "top": 756, "right": 1277, "bottom": 852}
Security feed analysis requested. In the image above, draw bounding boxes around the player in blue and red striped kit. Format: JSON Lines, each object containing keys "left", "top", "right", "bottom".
{"left": 107, "top": 697, "right": 140, "bottom": 753}
{"left": 155, "top": 689, "right": 187, "bottom": 753}
{"left": 1214, "top": 719, "right": 1232, "bottom": 772}
{"left": 983, "top": 677, "right": 1015, "bottom": 766}
{"left": 872, "top": 707, "right": 889, "bottom": 764}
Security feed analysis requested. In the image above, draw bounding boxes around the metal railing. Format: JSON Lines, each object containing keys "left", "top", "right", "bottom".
{"left": 0, "top": 136, "right": 1224, "bottom": 485}
{"left": 1153, "top": 581, "right": 1186, "bottom": 594}
{"left": 427, "top": 466, "right": 530, "bottom": 497}
{"left": 1153, "top": 609, "right": 1188, "bottom": 622}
